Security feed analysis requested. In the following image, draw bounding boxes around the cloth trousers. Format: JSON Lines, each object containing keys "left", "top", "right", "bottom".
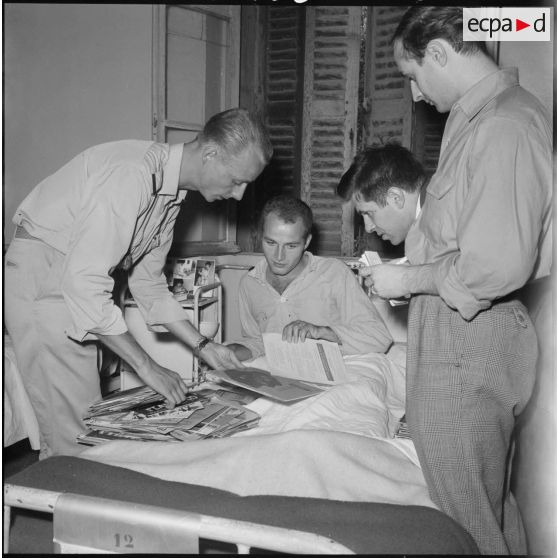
{"left": 4, "top": 237, "right": 101, "bottom": 459}
{"left": 406, "top": 294, "right": 537, "bottom": 555}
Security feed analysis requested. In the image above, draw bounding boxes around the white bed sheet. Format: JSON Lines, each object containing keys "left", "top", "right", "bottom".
{"left": 80, "top": 348, "right": 434, "bottom": 508}
{"left": 4, "top": 335, "right": 40, "bottom": 449}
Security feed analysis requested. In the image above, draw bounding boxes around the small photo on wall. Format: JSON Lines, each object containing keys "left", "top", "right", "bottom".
{"left": 194, "top": 259, "right": 215, "bottom": 297}
{"left": 168, "top": 258, "right": 196, "bottom": 299}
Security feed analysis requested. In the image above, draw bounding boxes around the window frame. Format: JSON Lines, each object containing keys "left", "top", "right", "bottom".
{"left": 151, "top": 4, "right": 242, "bottom": 256}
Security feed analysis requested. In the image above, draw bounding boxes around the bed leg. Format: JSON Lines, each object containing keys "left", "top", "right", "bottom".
{"left": 236, "top": 543, "right": 251, "bottom": 554}
{"left": 3, "top": 505, "right": 11, "bottom": 553}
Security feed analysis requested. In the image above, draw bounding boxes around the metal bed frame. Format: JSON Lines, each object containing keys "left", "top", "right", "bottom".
{"left": 4, "top": 483, "right": 353, "bottom": 554}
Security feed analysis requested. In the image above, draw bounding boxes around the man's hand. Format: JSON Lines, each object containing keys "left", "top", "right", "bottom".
{"left": 282, "top": 320, "right": 341, "bottom": 344}
{"left": 199, "top": 341, "right": 245, "bottom": 369}
{"left": 359, "top": 262, "right": 438, "bottom": 299}
{"left": 135, "top": 359, "right": 190, "bottom": 408}
{"left": 225, "top": 343, "right": 253, "bottom": 362}
{"left": 97, "top": 331, "right": 191, "bottom": 408}
{"left": 359, "top": 264, "right": 410, "bottom": 299}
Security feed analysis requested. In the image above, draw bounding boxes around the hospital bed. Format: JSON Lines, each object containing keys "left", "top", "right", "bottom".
{"left": 4, "top": 454, "right": 479, "bottom": 554}
{"left": 3, "top": 268, "right": 554, "bottom": 555}
{"left": 3, "top": 334, "right": 40, "bottom": 450}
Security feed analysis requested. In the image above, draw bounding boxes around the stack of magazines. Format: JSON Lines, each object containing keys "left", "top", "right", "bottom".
{"left": 77, "top": 385, "right": 260, "bottom": 446}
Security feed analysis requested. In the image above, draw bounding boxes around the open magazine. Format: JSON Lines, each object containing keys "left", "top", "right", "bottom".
{"left": 77, "top": 385, "right": 259, "bottom": 446}
{"left": 207, "top": 367, "right": 326, "bottom": 403}
{"left": 262, "top": 333, "right": 349, "bottom": 384}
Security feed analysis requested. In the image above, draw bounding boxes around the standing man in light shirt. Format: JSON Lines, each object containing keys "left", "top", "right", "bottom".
{"left": 358, "top": 7, "right": 552, "bottom": 555}
{"left": 4, "top": 108, "right": 273, "bottom": 458}
{"left": 226, "top": 195, "right": 392, "bottom": 363}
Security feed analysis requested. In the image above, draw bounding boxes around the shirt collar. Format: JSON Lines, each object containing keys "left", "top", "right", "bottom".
{"left": 250, "top": 252, "right": 316, "bottom": 283}
{"left": 454, "top": 67, "right": 519, "bottom": 122}
{"left": 160, "top": 143, "right": 184, "bottom": 197}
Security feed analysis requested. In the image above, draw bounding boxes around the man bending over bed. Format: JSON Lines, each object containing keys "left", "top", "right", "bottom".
{"left": 227, "top": 195, "right": 393, "bottom": 362}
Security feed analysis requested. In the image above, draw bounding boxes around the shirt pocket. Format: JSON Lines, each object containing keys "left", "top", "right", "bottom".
{"left": 426, "top": 172, "right": 455, "bottom": 200}
{"left": 422, "top": 172, "right": 459, "bottom": 245}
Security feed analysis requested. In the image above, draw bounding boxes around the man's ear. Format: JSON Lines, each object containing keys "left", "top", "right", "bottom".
{"left": 304, "top": 233, "right": 312, "bottom": 250}
{"left": 387, "top": 187, "right": 405, "bottom": 209}
{"left": 425, "top": 39, "right": 448, "bottom": 67}
{"left": 202, "top": 144, "right": 218, "bottom": 163}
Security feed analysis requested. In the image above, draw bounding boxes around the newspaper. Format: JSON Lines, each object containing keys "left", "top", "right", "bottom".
{"left": 262, "top": 332, "right": 349, "bottom": 384}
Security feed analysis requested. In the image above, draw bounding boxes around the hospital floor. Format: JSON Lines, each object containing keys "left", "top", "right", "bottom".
{"left": 4, "top": 438, "right": 40, "bottom": 478}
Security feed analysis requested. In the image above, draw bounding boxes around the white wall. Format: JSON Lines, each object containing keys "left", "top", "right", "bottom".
{"left": 499, "top": 37, "right": 554, "bottom": 118}
{"left": 4, "top": 4, "right": 153, "bottom": 239}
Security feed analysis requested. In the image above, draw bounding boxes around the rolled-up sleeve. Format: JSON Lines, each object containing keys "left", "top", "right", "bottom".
{"left": 328, "top": 263, "right": 393, "bottom": 355}
{"left": 62, "top": 166, "right": 147, "bottom": 341}
{"left": 435, "top": 117, "right": 551, "bottom": 320}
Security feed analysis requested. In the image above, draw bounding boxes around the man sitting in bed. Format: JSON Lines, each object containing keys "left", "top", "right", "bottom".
{"left": 226, "top": 195, "right": 393, "bottom": 362}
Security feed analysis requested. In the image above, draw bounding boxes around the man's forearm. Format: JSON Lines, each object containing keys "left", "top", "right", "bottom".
{"left": 403, "top": 263, "right": 439, "bottom": 296}
{"left": 97, "top": 319, "right": 203, "bottom": 373}
{"left": 362, "top": 261, "right": 440, "bottom": 299}
{"left": 96, "top": 331, "right": 152, "bottom": 372}
{"left": 96, "top": 330, "right": 191, "bottom": 406}
{"left": 164, "top": 319, "right": 205, "bottom": 348}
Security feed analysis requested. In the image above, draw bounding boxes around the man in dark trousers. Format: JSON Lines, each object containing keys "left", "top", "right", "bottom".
{"left": 358, "top": 7, "right": 552, "bottom": 554}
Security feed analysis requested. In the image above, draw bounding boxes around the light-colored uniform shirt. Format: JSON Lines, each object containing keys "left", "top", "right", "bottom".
{"left": 13, "top": 140, "right": 190, "bottom": 341}
{"left": 405, "top": 68, "right": 553, "bottom": 321}
{"left": 235, "top": 253, "right": 393, "bottom": 358}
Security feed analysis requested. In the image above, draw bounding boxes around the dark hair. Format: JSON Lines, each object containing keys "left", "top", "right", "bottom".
{"left": 199, "top": 108, "right": 273, "bottom": 163}
{"left": 259, "top": 195, "right": 313, "bottom": 239}
{"left": 392, "top": 6, "right": 488, "bottom": 61}
{"left": 337, "top": 143, "right": 425, "bottom": 206}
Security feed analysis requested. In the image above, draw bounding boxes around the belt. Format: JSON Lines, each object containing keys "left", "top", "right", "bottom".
{"left": 14, "top": 225, "right": 38, "bottom": 240}
{"left": 494, "top": 276, "right": 551, "bottom": 308}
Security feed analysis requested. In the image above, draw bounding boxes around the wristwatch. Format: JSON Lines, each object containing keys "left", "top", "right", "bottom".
{"left": 193, "top": 336, "right": 211, "bottom": 356}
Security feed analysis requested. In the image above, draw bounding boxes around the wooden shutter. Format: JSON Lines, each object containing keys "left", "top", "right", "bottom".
{"left": 356, "top": 6, "right": 445, "bottom": 258}
{"left": 301, "top": 6, "right": 362, "bottom": 256}
{"left": 246, "top": 6, "right": 444, "bottom": 258}
{"left": 367, "top": 6, "right": 446, "bottom": 174}
{"left": 412, "top": 103, "right": 447, "bottom": 177}
{"left": 367, "top": 6, "right": 412, "bottom": 148}
{"left": 263, "top": 6, "right": 305, "bottom": 200}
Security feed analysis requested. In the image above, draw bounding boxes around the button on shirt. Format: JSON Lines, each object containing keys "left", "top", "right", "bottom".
{"left": 234, "top": 253, "right": 393, "bottom": 358}
{"left": 405, "top": 68, "right": 553, "bottom": 320}
{"left": 13, "top": 140, "right": 189, "bottom": 341}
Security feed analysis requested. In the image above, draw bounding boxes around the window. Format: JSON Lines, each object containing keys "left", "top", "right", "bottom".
{"left": 240, "top": 6, "right": 446, "bottom": 258}
{"left": 152, "top": 4, "right": 241, "bottom": 256}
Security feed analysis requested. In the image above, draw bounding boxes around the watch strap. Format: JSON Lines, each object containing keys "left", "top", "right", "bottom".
{"left": 193, "top": 336, "right": 211, "bottom": 356}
